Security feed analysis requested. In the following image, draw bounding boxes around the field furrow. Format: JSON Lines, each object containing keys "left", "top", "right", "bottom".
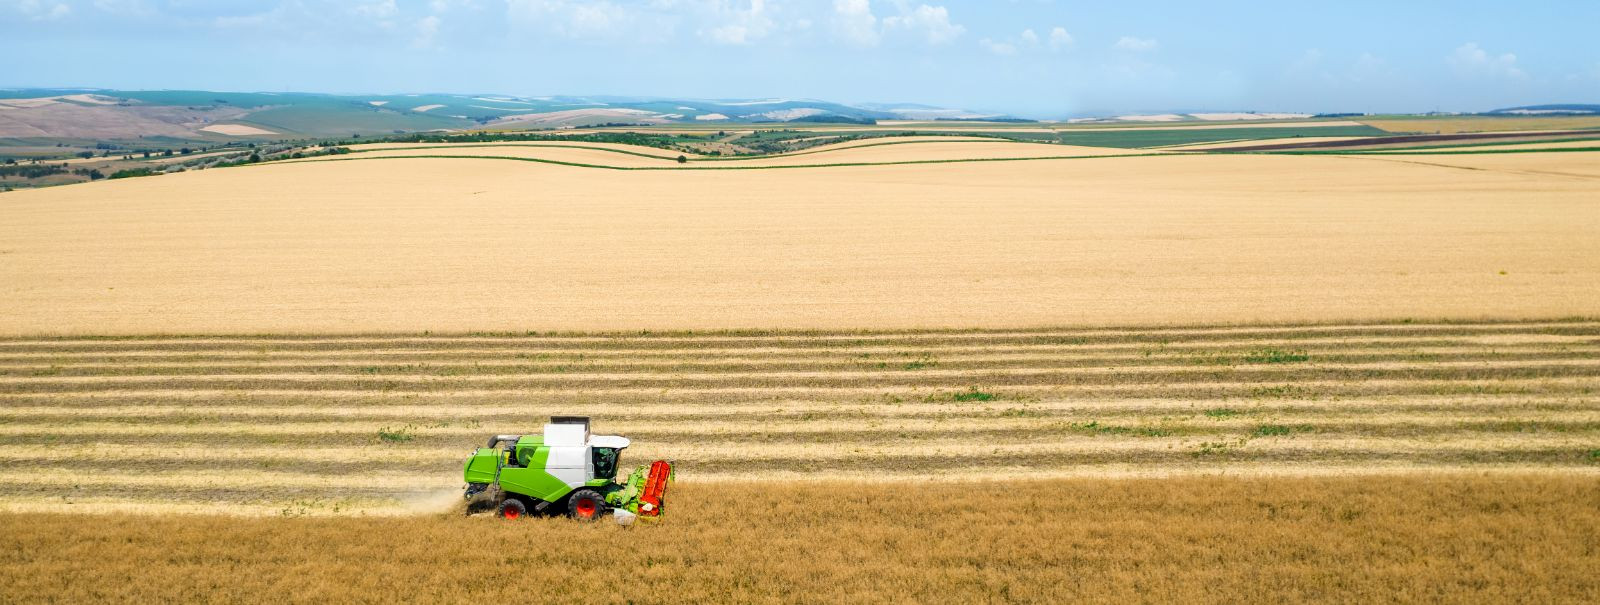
{"left": 1, "top": 320, "right": 1596, "bottom": 515}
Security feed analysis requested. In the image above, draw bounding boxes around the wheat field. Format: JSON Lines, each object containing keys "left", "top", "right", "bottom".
{"left": 3, "top": 477, "right": 1597, "bottom": 603}
{"left": 3, "top": 140, "right": 1599, "bottom": 602}
{"left": 3, "top": 146, "right": 1597, "bottom": 334}
{"left": 2, "top": 320, "right": 1596, "bottom": 516}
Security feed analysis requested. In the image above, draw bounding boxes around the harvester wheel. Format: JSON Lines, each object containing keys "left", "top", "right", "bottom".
{"left": 567, "top": 489, "right": 607, "bottom": 521}
{"left": 497, "top": 498, "right": 527, "bottom": 520}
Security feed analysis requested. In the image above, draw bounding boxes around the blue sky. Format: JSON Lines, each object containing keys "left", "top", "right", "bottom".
{"left": 3, "top": 0, "right": 1597, "bottom": 117}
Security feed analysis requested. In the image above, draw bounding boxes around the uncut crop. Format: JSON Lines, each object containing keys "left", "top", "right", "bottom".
{"left": 2, "top": 476, "right": 1597, "bottom": 603}
{"left": 5, "top": 146, "right": 1598, "bottom": 334}
{"left": 1, "top": 319, "right": 1597, "bottom": 515}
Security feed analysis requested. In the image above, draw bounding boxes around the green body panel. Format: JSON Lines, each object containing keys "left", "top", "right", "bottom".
{"left": 497, "top": 443, "right": 574, "bottom": 503}
{"left": 463, "top": 448, "right": 501, "bottom": 484}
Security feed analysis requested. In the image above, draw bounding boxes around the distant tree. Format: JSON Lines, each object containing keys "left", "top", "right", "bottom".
{"left": 676, "top": 155, "right": 687, "bottom": 164}
{"left": 180, "top": 148, "right": 191, "bottom": 155}
{"left": 108, "top": 168, "right": 158, "bottom": 179}
{"left": 76, "top": 151, "right": 94, "bottom": 159}
{"left": 86, "top": 169, "right": 104, "bottom": 180}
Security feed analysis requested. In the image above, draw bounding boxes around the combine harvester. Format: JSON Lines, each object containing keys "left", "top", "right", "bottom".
{"left": 463, "top": 416, "right": 674, "bottom": 525}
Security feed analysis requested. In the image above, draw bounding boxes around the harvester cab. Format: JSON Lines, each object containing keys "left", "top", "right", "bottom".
{"left": 463, "top": 416, "right": 674, "bottom": 525}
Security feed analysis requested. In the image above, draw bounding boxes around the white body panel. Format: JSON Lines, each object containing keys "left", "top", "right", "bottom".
{"left": 543, "top": 423, "right": 588, "bottom": 446}
{"left": 545, "top": 445, "right": 592, "bottom": 487}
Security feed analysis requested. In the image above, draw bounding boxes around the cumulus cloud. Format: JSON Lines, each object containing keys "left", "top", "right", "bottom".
{"left": 979, "top": 38, "right": 1015, "bottom": 56}
{"left": 983, "top": 26, "right": 1067, "bottom": 56}
{"left": 505, "top": 0, "right": 632, "bottom": 39}
{"left": 413, "top": 14, "right": 441, "bottom": 48}
{"left": 882, "top": 3, "right": 963, "bottom": 45}
{"left": 8, "top": 0, "right": 71, "bottom": 20}
{"left": 1019, "top": 28, "right": 1038, "bottom": 48}
{"left": 1114, "top": 36, "right": 1158, "bottom": 52}
{"left": 1047, "top": 26, "right": 1071, "bottom": 51}
{"left": 429, "top": 0, "right": 476, "bottom": 12}
{"left": 832, "top": 1, "right": 963, "bottom": 47}
{"left": 353, "top": 0, "right": 398, "bottom": 21}
{"left": 1448, "top": 42, "right": 1525, "bottom": 78}
{"left": 700, "top": 0, "right": 775, "bottom": 45}
{"left": 831, "top": 0, "right": 879, "bottom": 46}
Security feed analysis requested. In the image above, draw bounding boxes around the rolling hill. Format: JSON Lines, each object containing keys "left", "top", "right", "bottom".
{"left": 0, "top": 89, "right": 939, "bottom": 142}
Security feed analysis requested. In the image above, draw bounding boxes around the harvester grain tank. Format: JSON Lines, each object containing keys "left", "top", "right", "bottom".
{"left": 463, "top": 416, "right": 674, "bottom": 525}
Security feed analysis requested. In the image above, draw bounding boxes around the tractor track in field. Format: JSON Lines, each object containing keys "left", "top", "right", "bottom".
{"left": 1, "top": 319, "right": 1597, "bottom": 515}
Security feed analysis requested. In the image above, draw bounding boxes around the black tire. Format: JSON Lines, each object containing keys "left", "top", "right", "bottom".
{"left": 566, "top": 489, "right": 608, "bottom": 521}
{"left": 497, "top": 498, "right": 528, "bottom": 520}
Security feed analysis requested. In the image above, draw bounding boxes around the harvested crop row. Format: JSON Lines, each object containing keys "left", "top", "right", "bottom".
{"left": 6, "top": 376, "right": 1596, "bottom": 403}
{"left": 7, "top": 348, "right": 1597, "bottom": 376}
{"left": 2, "top": 321, "right": 1596, "bottom": 514}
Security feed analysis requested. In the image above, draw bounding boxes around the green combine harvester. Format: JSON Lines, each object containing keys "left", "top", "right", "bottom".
{"left": 463, "top": 416, "right": 674, "bottom": 525}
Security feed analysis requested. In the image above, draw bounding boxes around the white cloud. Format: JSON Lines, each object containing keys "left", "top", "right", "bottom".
{"left": 353, "top": 0, "right": 398, "bottom": 21}
{"left": 833, "top": 1, "right": 963, "bottom": 47}
{"left": 983, "top": 26, "right": 1067, "bottom": 56}
{"left": 91, "top": 0, "right": 154, "bottom": 16}
{"left": 699, "top": 0, "right": 775, "bottom": 45}
{"left": 413, "top": 15, "right": 441, "bottom": 48}
{"left": 9, "top": 0, "right": 71, "bottom": 20}
{"left": 979, "top": 38, "right": 1015, "bottom": 56}
{"left": 1287, "top": 48, "right": 1324, "bottom": 74}
{"left": 882, "top": 4, "right": 963, "bottom": 45}
{"left": 1019, "top": 28, "right": 1038, "bottom": 48}
{"left": 1047, "top": 26, "right": 1071, "bottom": 51}
{"left": 1114, "top": 36, "right": 1158, "bottom": 52}
{"left": 1448, "top": 43, "right": 1525, "bottom": 79}
{"left": 831, "top": 0, "right": 879, "bottom": 46}
{"left": 505, "top": 0, "right": 631, "bottom": 39}
{"left": 430, "top": 0, "right": 476, "bottom": 12}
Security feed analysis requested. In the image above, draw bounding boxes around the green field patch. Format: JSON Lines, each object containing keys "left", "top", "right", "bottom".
{"left": 1252, "top": 424, "right": 1314, "bottom": 437}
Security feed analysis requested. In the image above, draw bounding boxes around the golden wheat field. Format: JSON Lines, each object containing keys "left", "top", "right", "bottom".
{"left": 3, "top": 139, "right": 1600, "bottom": 602}
{"left": 4, "top": 477, "right": 1598, "bottom": 603}
{"left": 3, "top": 142, "right": 1597, "bottom": 334}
